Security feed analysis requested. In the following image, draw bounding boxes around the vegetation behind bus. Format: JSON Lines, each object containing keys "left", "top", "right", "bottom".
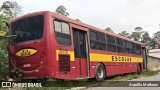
{"left": 0, "top": 1, "right": 22, "bottom": 78}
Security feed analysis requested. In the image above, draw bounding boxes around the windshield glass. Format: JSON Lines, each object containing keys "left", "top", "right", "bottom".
{"left": 11, "top": 15, "right": 44, "bottom": 43}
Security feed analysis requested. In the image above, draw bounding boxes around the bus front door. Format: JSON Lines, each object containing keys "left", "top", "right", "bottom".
{"left": 73, "top": 28, "right": 89, "bottom": 78}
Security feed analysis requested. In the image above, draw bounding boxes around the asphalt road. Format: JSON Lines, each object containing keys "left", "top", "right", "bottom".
{"left": 87, "top": 73, "right": 160, "bottom": 90}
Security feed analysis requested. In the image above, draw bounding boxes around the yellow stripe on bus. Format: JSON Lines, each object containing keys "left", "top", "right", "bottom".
{"left": 56, "top": 50, "right": 143, "bottom": 62}
{"left": 89, "top": 53, "right": 143, "bottom": 62}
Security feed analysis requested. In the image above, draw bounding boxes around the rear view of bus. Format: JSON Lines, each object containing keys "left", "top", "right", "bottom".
{"left": 8, "top": 11, "right": 49, "bottom": 79}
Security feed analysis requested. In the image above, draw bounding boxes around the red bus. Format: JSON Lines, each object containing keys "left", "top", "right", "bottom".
{"left": 8, "top": 11, "right": 147, "bottom": 81}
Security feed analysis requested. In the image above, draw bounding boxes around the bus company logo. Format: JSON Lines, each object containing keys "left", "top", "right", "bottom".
{"left": 2, "top": 82, "right": 11, "bottom": 87}
{"left": 16, "top": 49, "right": 38, "bottom": 57}
{"left": 1, "top": 1, "right": 14, "bottom": 8}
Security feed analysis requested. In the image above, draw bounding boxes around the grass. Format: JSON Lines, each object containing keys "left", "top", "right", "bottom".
{"left": 107, "top": 70, "right": 160, "bottom": 81}
{"left": 1, "top": 70, "right": 159, "bottom": 90}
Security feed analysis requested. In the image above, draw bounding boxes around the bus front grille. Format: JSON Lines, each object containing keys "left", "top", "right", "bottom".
{"left": 59, "top": 54, "right": 70, "bottom": 72}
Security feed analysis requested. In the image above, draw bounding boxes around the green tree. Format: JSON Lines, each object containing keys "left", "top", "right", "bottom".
{"left": 105, "top": 27, "right": 114, "bottom": 33}
{"left": 153, "top": 31, "right": 160, "bottom": 45}
{"left": 131, "top": 27, "right": 144, "bottom": 41}
{"left": 55, "top": 5, "right": 69, "bottom": 16}
{"left": 0, "top": 1, "right": 22, "bottom": 32}
{"left": 0, "top": 1, "right": 22, "bottom": 77}
{"left": 10, "top": 1, "right": 23, "bottom": 18}
{"left": 141, "top": 32, "right": 151, "bottom": 43}
{"left": 0, "top": 1, "right": 22, "bottom": 19}
{"left": 118, "top": 31, "right": 131, "bottom": 39}
{"left": 0, "top": 39, "right": 8, "bottom": 76}
{"left": 131, "top": 32, "right": 139, "bottom": 41}
{"left": 149, "top": 39, "right": 157, "bottom": 48}
{"left": 0, "top": 15, "right": 9, "bottom": 31}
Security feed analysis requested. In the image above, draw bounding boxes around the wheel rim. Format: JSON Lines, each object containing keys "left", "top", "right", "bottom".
{"left": 97, "top": 67, "right": 104, "bottom": 79}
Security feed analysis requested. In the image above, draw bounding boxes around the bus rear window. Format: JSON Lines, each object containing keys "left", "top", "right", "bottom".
{"left": 11, "top": 15, "right": 44, "bottom": 43}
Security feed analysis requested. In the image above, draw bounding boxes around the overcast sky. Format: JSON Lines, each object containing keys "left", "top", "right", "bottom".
{"left": 1, "top": 0, "right": 160, "bottom": 37}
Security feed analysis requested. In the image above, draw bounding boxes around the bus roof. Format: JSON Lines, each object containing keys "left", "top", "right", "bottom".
{"left": 10, "top": 11, "right": 145, "bottom": 47}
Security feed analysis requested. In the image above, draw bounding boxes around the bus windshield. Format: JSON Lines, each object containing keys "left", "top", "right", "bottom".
{"left": 11, "top": 15, "right": 44, "bottom": 43}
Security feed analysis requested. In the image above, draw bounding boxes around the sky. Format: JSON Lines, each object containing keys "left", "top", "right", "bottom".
{"left": 0, "top": 0, "right": 160, "bottom": 37}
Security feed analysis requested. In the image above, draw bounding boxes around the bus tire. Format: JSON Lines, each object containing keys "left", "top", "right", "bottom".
{"left": 95, "top": 63, "right": 106, "bottom": 81}
{"left": 137, "top": 64, "right": 141, "bottom": 74}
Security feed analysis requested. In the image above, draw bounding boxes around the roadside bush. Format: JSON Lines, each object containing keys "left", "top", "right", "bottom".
{"left": 0, "top": 40, "right": 8, "bottom": 77}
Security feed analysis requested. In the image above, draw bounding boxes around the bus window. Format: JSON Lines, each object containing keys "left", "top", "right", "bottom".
{"left": 110, "top": 36, "right": 116, "bottom": 44}
{"left": 97, "top": 32, "right": 105, "bottom": 42}
{"left": 126, "top": 41, "right": 131, "bottom": 54}
{"left": 62, "top": 22, "right": 70, "bottom": 34}
{"left": 54, "top": 20, "right": 71, "bottom": 46}
{"left": 131, "top": 43, "right": 136, "bottom": 54}
{"left": 12, "top": 15, "right": 44, "bottom": 44}
{"left": 106, "top": 35, "right": 116, "bottom": 52}
{"left": 116, "top": 38, "right": 124, "bottom": 53}
{"left": 89, "top": 31, "right": 97, "bottom": 41}
{"left": 106, "top": 35, "right": 110, "bottom": 43}
{"left": 89, "top": 30, "right": 106, "bottom": 50}
{"left": 136, "top": 44, "right": 141, "bottom": 55}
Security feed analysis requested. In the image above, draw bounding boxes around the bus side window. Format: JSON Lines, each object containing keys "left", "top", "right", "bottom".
{"left": 136, "top": 44, "right": 141, "bottom": 55}
{"left": 97, "top": 32, "right": 106, "bottom": 50}
{"left": 89, "top": 30, "right": 106, "bottom": 50}
{"left": 54, "top": 19, "right": 71, "bottom": 46}
{"left": 106, "top": 35, "right": 116, "bottom": 52}
{"left": 90, "top": 31, "right": 98, "bottom": 50}
{"left": 116, "top": 38, "right": 124, "bottom": 53}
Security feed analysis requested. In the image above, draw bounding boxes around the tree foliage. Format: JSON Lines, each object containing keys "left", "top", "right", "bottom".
{"left": 141, "top": 32, "right": 151, "bottom": 43}
{"left": 153, "top": 31, "right": 160, "bottom": 44}
{"left": 0, "top": 1, "right": 22, "bottom": 32}
{"left": 55, "top": 5, "right": 69, "bottom": 16}
{"left": 0, "top": 1, "right": 22, "bottom": 77}
{"left": 0, "top": 40, "right": 8, "bottom": 76}
{"left": 0, "top": 1, "right": 22, "bottom": 19}
{"left": 131, "top": 32, "right": 139, "bottom": 41}
{"left": 131, "top": 27, "right": 144, "bottom": 41}
{"left": 0, "top": 15, "right": 9, "bottom": 31}
{"left": 118, "top": 31, "right": 131, "bottom": 39}
{"left": 105, "top": 27, "right": 114, "bottom": 33}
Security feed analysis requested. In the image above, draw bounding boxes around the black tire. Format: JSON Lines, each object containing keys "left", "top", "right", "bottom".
{"left": 95, "top": 63, "right": 106, "bottom": 81}
{"left": 137, "top": 64, "right": 141, "bottom": 74}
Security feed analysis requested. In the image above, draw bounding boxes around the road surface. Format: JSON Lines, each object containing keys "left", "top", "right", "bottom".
{"left": 87, "top": 73, "right": 160, "bottom": 90}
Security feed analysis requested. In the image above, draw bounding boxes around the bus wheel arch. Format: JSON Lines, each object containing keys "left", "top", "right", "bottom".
{"left": 94, "top": 62, "right": 106, "bottom": 81}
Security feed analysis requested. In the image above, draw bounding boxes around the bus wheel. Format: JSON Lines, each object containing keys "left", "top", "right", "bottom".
{"left": 95, "top": 63, "right": 105, "bottom": 81}
{"left": 137, "top": 64, "right": 141, "bottom": 74}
